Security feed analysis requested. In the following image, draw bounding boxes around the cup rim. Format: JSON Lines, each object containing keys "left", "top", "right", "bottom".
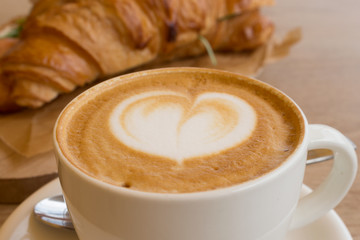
{"left": 54, "top": 67, "right": 309, "bottom": 200}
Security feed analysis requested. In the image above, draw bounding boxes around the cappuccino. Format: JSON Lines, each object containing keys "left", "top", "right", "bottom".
{"left": 56, "top": 68, "right": 304, "bottom": 193}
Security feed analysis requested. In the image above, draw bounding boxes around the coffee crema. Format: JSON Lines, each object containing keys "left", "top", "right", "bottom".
{"left": 56, "top": 68, "right": 304, "bottom": 193}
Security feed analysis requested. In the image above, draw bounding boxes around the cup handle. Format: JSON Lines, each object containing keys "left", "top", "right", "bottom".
{"left": 290, "top": 124, "right": 357, "bottom": 229}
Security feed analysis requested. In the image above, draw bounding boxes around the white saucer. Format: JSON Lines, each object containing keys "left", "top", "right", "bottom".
{"left": 0, "top": 179, "right": 353, "bottom": 240}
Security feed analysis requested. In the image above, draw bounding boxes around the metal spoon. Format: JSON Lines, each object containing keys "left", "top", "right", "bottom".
{"left": 306, "top": 136, "right": 357, "bottom": 165}
{"left": 33, "top": 194, "right": 74, "bottom": 230}
{"left": 33, "top": 138, "right": 357, "bottom": 230}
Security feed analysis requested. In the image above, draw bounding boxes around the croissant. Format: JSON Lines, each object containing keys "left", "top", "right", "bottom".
{"left": 0, "top": 0, "right": 274, "bottom": 112}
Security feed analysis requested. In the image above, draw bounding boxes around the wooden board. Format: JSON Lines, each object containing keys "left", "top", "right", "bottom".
{"left": 0, "top": 141, "right": 57, "bottom": 203}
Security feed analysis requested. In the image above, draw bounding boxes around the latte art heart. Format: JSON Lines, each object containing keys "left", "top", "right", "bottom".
{"left": 58, "top": 69, "right": 304, "bottom": 193}
{"left": 109, "top": 91, "right": 257, "bottom": 163}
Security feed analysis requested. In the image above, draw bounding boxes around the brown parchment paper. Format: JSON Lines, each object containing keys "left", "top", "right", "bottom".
{"left": 0, "top": 28, "right": 302, "bottom": 161}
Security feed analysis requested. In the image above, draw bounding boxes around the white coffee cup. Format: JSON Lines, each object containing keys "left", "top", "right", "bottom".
{"left": 54, "top": 68, "right": 357, "bottom": 240}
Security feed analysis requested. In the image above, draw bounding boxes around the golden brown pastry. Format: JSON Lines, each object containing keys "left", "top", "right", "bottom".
{"left": 0, "top": 0, "right": 274, "bottom": 112}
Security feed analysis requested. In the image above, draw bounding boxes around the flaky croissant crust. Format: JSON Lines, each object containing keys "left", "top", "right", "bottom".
{"left": 0, "top": 0, "right": 274, "bottom": 112}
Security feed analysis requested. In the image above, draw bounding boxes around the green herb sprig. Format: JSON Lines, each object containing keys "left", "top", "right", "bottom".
{"left": 1, "top": 18, "right": 26, "bottom": 39}
{"left": 217, "top": 13, "right": 242, "bottom": 22}
{"left": 198, "top": 34, "right": 217, "bottom": 66}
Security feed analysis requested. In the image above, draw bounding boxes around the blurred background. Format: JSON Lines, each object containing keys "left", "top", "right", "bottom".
{"left": 0, "top": 0, "right": 359, "bottom": 238}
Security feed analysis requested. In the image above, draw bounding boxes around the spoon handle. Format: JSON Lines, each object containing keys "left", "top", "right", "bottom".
{"left": 306, "top": 136, "right": 356, "bottom": 165}
{"left": 306, "top": 154, "right": 334, "bottom": 165}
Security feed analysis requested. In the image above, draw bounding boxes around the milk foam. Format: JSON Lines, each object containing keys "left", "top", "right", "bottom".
{"left": 109, "top": 90, "right": 257, "bottom": 163}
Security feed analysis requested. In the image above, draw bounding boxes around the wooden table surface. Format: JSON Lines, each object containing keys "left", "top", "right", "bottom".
{"left": 0, "top": 0, "right": 359, "bottom": 239}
